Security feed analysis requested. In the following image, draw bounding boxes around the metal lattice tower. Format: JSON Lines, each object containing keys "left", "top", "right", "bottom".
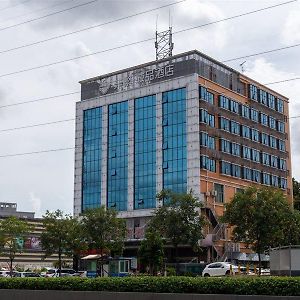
{"left": 155, "top": 27, "right": 174, "bottom": 60}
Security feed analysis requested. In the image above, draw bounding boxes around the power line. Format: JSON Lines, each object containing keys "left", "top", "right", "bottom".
{"left": 0, "top": 0, "right": 187, "bottom": 55}
{"left": 0, "top": 91, "right": 79, "bottom": 109}
{"left": 174, "top": 0, "right": 297, "bottom": 36}
{"left": 0, "top": 0, "right": 297, "bottom": 78}
{"left": 264, "top": 77, "right": 300, "bottom": 85}
{"left": 222, "top": 43, "right": 300, "bottom": 63}
{"left": 0, "top": 0, "right": 99, "bottom": 32}
{"left": 1, "top": 40, "right": 299, "bottom": 80}
{"left": 0, "top": 0, "right": 74, "bottom": 25}
{"left": 0, "top": 118, "right": 75, "bottom": 133}
{"left": 0, "top": 147, "right": 75, "bottom": 158}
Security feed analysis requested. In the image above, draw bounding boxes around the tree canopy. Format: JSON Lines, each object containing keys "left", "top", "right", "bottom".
{"left": 148, "top": 190, "right": 205, "bottom": 262}
{"left": 41, "top": 210, "right": 86, "bottom": 275}
{"left": 222, "top": 186, "right": 296, "bottom": 273}
{"left": 81, "top": 206, "right": 126, "bottom": 276}
{"left": 293, "top": 177, "right": 300, "bottom": 211}
{"left": 0, "top": 216, "right": 30, "bottom": 276}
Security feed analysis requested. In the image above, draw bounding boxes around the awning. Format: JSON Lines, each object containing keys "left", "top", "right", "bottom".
{"left": 81, "top": 254, "right": 103, "bottom": 260}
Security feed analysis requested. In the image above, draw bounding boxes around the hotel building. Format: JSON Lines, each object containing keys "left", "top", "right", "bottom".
{"left": 74, "top": 50, "right": 292, "bottom": 261}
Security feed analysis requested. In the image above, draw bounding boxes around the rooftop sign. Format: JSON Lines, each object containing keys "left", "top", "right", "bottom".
{"left": 81, "top": 58, "right": 197, "bottom": 100}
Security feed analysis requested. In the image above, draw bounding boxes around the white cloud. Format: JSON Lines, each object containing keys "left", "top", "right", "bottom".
{"left": 281, "top": 4, "right": 300, "bottom": 45}
{"left": 29, "top": 192, "right": 41, "bottom": 217}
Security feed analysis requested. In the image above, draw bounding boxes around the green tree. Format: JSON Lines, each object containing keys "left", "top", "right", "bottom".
{"left": 0, "top": 216, "right": 30, "bottom": 277}
{"left": 41, "top": 210, "right": 86, "bottom": 276}
{"left": 138, "top": 228, "right": 164, "bottom": 275}
{"left": 222, "top": 186, "right": 293, "bottom": 274}
{"left": 149, "top": 190, "right": 204, "bottom": 264}
{"left": 293, "top": 177, "right": 300, "bottom": 211}
{"left": 81, "top": 206, "right": 126, "bottom": 276}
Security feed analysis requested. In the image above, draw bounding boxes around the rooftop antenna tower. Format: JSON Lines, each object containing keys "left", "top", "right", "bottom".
{"left": 240, "top": 61, "right": 247, "bottom": 73}
{"left": 155, "top": 12, "right": 174, "bottom": 60}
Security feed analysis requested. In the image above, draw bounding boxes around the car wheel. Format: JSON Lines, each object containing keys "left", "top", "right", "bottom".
{"left": 203, "top": 273, "right": 210, "bottom": 277}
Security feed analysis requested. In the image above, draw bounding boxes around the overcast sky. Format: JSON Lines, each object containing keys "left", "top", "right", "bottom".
{"left": 0, "top": 0, "right": 299, "bottom": 217}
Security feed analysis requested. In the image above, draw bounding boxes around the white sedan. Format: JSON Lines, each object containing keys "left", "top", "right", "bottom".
{"left": 202, "top": 262, "right": 238, "bottom": 277}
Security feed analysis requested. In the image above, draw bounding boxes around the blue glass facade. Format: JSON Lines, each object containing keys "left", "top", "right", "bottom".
{"left": 134, "top": 95, "right": 156, "bottom": 209}
{"left": 107, "top": 101, "right": 128, "bottom": 211}
{"left": 82, "top": 107, "right": 102, "bottom": 211}
{"left": 162, "top": 88, "right": 187, "bottom": 193}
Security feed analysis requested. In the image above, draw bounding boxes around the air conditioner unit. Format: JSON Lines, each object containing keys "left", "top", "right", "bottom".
{"left": 211, "top": 190, "right": 218, "bottom": 197}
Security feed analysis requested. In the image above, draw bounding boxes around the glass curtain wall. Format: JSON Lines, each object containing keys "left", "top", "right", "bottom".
{"left": 107, "top": 101, "right": 128, "bottom": 211}
{"left": 134, "top": 95, "right": 156, "bottom": 209}
{"left": 162, "top": 88, "right": 187, "bottom": 194}
{"left": 82, "top": 107, "right": 102, "bottom": 211}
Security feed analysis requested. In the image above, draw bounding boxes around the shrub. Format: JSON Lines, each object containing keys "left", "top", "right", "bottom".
{"left": 0, "top": 276, "right": 300, "bottom": 296}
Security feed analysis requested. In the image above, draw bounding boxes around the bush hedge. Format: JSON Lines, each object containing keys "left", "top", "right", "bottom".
{"left": 1, "top": 276, "right": 300, "bottom": 296}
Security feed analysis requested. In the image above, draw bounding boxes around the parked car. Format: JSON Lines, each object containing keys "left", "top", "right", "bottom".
{"left": 45, "top": 268, "right": 77, "bottom": 277}
{"left": 14, "top": 272, "right": 41, "bottom": 278}
{"left": 202, "top": 262, "right": 239, "bottom": 277}
{"left": 0, "top": 271, "right": 11, "bottom": 277}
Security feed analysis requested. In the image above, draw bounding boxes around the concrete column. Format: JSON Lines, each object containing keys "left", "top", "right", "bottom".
{"left": 73, "top": 103, "right": 84, "bottom": 216}
{"left": 186, "top": 74, "right": 201, "bottom": 199}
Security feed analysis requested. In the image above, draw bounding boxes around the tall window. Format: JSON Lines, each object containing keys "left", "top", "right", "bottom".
{"left": 262, "top": 173, "right": 271, "bottom": 185}
{"left": 269, "top": 116, "right": 276, "bottom": 130}
{"left": 107, "top": 101, "right": 128, "bottom": 211}
{"left": 242, "top": 146, "right": 251, "bottom": 160}
{"left": 279, "top": 159, "right": 287, "bottom": 171}
{"left": 262, "top": 152, "right": 270, "bottom": 166}
{"left": 276, "top": 98, "right": 284, "bottom": 113}
{"left": 260, "top": 113, "right": 268, "bottom": 126}
{"left": 252, "top": 169, "right": 261, "bottom": 183}
{"left": 270, "top": 155, "right": 278, "bottom": 168}
{"left": 232, "top": 164, "right": 241, "bottom": 178}
{"left": 270, "top": 136, "right": 277, "bottom": 149}
{"left": 220, "top": 139, "right": 231, "bottom": 154}
{"left": 278, "top": 139, "right": 286, "bottom": 151}
{"left": 251, "top": 129, "right": 260, "bottom": 142}
{"left": 200, "top": 109, "right": 215, "bottom": 127}
{"left": 200, "top": 156, "right": 216, "bottom": 172}
{"left": 220, "top": 161, "right": 231, "bottom": 176}
{"left": 134, "top": 95, "right": 156, "bottom": 210}
{"left": 199, "top": 86, "right": 214, "bottom": 105}
{"left": 162, "top": 88, "right": 187, "bottom": 194}
{"left": 277, "top": 121, "right": 285, "bottom": 133}
{"left": 252, "top": 149, "right": 260, "bottom": 163}
{"left": 230, "top": 100, "right": 239, "bottom": 114}
{"left": 268, "top": 94, "right": 276, "bottom": 109}
{"left": 231, "top": 121, "right": 240, "bottom": 135}
{"left": 214, "top": 183, "right": 224, "bottom": 203}
{"left": 259, "top": 90, "right": 268, "bottom": 105}
{"left": 200, "top": 132, "right": 215, "bottom": 149}
{"left": 243, "top": 167, "right": 252, "bottom": 180}
{"left": 250, "top": 108, "right": 259, "bottom": 122}
{"left": 261, "top": 133, "right": 269, "bottom": 146}
{"left": 271, "top": 175, "right": 279, "bottom": 187}
{"left": 231, "top": 142, "right": 241, "bottom": 157}
{"left": 82, "top": 107, "right": 102, "bottom": 211}
{"left": 219, "top": 95, "right": 230, "bottom": 110}
{"left": 241, "top": 105, "right": 250, "bottom": 119}
{"left": 219, "top": 117, "right": 230, "bottom": 132}
{"left": 241, "top": 125, "right": 251, "bottom": 139}
{"left": 249, "top": 84, "right": 258, "bottom": 101}
{"left": 280, "top": 177, "right": 287, "bottom": 189}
